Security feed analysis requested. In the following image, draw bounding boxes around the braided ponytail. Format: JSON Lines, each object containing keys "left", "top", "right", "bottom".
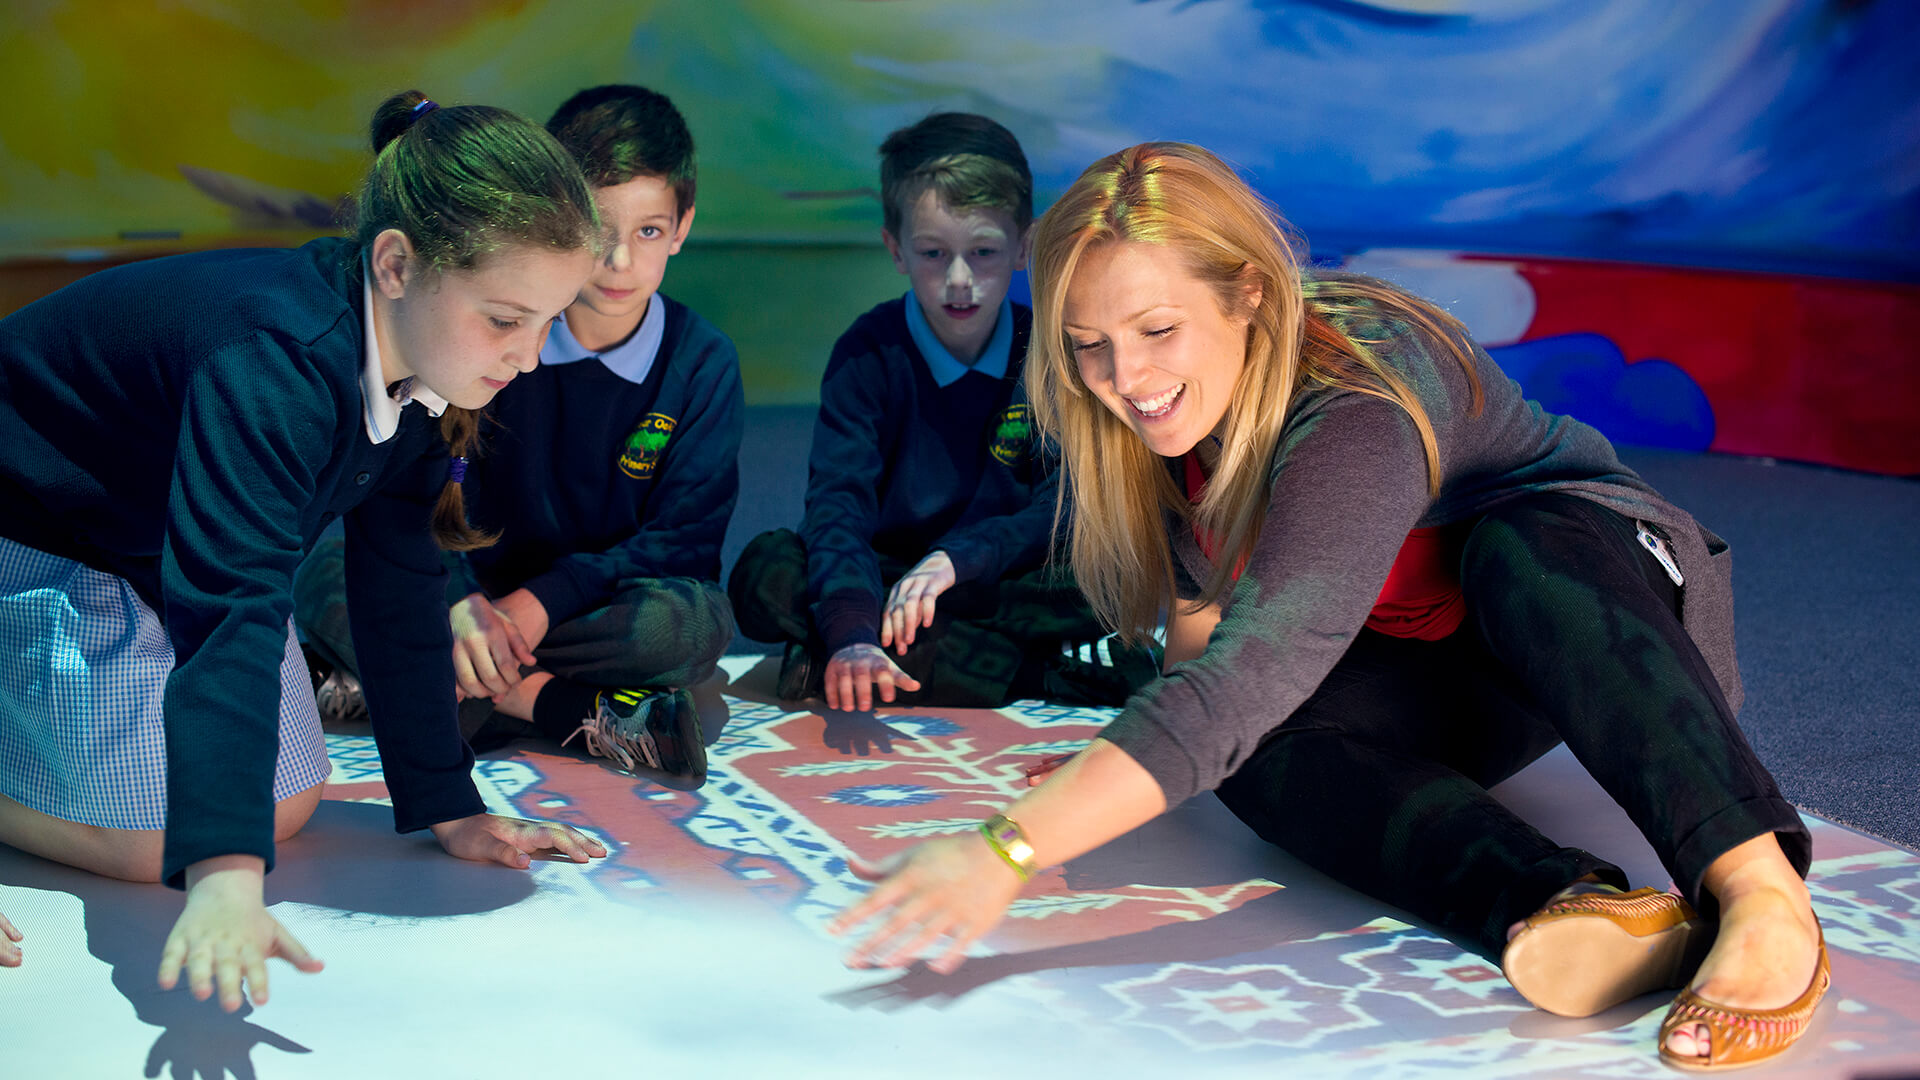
{"left": 432, "top": 407, "right": 496, "bottom": 550}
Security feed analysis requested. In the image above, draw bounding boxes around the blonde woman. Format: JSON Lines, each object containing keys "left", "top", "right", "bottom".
{"left": 831, "top": 143, "right": 1827, "bottom": 1070}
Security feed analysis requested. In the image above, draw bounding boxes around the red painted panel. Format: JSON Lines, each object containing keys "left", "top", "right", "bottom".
{"left": 1474, "top": 256, "right": 1920, "bottom": 475}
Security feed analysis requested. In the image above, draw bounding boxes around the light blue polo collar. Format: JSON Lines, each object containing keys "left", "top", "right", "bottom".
{"left": 542, "top": 292, "right": 666, "bottom": 385}
{"left": 904, "top": 289, "right": 1012, "bottom": 387}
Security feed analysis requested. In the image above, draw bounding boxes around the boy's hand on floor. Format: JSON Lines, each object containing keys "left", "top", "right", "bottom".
{"left": 448, "top": 592, "right": 537, "bottom": 701}
{"left": 429, "top": 813, "right": 607, "bottom": 869}
{"left": 159, "top": 856, "right": 323, "bottom": 1011}
{"left": 825, "top": 643, "right": 923, "bottom": 713}
{"left": 882, "top": 551, "right": 956, "bottom": 655}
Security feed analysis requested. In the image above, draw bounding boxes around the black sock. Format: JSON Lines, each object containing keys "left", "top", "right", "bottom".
{"left": 531, "top": 677, "right": 606, "bottom": 743}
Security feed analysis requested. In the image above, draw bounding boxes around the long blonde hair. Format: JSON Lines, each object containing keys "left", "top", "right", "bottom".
{"left": 1025, "top": 143, "right": 1482, "bottom": 641}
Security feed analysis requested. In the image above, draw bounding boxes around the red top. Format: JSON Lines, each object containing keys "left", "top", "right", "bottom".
{"left": 1183, "top": 451, "right": 1464, "bottom": 641}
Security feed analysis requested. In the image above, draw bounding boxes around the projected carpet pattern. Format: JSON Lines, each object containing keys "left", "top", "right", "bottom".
{"left": 315, "top": 664, "right": 1920, "bottom": 1079}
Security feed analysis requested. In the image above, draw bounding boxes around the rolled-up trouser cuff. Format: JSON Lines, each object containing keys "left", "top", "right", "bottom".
{"left": 1480, "top": 847, "right": 1629, "bottom": 959}
{"left": 1671, "top": 795, "right": 1811, "bottom": 919}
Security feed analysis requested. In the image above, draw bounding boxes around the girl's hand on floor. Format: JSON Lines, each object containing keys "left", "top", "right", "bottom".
{"left": 158, "top": 856, "right": 323, "bottom": 1011}
{"left": 429, "top": 813, "right": 607, "bottom": 868}
{"left": 825, "top": 643, "right": 923, "bottom": 712}
{"left": 0, "top": 908, "right": 21, "bottom": 967}
{"left": 881, "top": 551, "right": 957, "bottom": 655}
{"left": 828, "top": 834, "right": 1023, "bottom": 973}
{"left": 448, "top": 592, "right": 536, "bottom": 700}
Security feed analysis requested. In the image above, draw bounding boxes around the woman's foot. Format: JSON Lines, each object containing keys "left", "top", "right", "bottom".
{"left": 1662, "top": 834, "right": 1826, "bottom": 1067}
{"left": 1662, "top": 881, "right": 1821, "bottom": 1061}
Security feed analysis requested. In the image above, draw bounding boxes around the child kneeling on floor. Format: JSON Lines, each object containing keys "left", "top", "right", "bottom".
{"left": 296, "top": 84, "right": 743, "bottom": 790}
{"left": 0, "top": 90, "right": 607, "bottom": 1003}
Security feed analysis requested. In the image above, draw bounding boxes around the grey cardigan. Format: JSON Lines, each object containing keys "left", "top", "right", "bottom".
{"left": 1101, "top": 302, "right": 1739, "bottom": 807}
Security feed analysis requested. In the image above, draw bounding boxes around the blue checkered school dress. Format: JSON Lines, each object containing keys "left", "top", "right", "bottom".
{"left": 0, "top": 536, "right": 331, "bottom": 829}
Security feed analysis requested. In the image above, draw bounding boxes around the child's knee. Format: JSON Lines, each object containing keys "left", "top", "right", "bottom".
{"left": 663, "top": 580, "right": 735, "bottom": 669}
{"left": 727, "top": 531, "right": 807, "bottom": 641}
{"left": 696, "top": 583, "right": 737, "bottom": 656}
{"left": 728, "top": 530, "right": 805, "bottom": 593}
{"left": 273, "top": 780, "right": 325, "bottom": 842}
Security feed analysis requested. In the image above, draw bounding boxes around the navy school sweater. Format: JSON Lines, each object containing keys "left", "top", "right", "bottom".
{"left": 461, "top": 296, "right": 744, "bottom": 619}
{"left": 0, "top": 237, "right": 485, "bottom": 887}
{"left": 800, "top": 296, "right": 1057, "bottom": 653}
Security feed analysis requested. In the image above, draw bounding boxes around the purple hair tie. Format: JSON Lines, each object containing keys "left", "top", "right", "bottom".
{"left": 448, "top": 456, "right": 468, "bottom": 484}
{"left": 410, "top": 99, "right": 440, "bottom": 121}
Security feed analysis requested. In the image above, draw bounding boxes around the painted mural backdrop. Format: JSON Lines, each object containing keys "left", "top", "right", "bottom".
{"left": 2, "top": 0, "right": 1915, "bottom": 470}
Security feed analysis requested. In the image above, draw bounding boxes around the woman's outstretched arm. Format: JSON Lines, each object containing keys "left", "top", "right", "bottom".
{"left": 829, "top": 737, "right": 1167, "bottom": 973}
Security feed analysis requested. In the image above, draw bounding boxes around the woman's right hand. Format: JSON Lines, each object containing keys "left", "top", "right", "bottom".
{"left": 0, "top": 908, "right": 21, "bottom": 967}
{"left": 824, "top": 643, "right": 924, "bottom": 712}
{"left": 157, "top": 855, "right": 324, "bottom": 1012}
{"left": 449, "top": 591, "right": 536, "bottom": 701}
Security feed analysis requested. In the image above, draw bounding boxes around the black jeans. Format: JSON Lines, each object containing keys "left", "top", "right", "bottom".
{"left": 1215, "top": 493, "right": 1809, "bottom": 959}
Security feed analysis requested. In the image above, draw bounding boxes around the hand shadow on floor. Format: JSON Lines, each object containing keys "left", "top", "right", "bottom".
{"left": 714, "top": 655, "right": 920, "bottom": 757}
{"left": 830, "top": 796, "right": 1364, "bottom": 1010}
{"left": 818, "top": 709, "right": 916, "bottom": 756}
{"left": 1, "top": 799, "right": 536, "bottom": 1079}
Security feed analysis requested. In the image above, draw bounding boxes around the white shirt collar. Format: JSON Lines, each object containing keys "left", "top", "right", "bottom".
{"left": 904, "top": 289, "right": 1013, "bottom": 388}
{"left": 361, "top": 268, "right": 449, "bottom": 445}
{"left": 542, "top": 293, "right": 666, "bottom": 385}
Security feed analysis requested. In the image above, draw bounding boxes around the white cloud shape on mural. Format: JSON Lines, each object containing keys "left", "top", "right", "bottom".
{"left": 1340, "top": 249, "right": 1536, "bottom": 346}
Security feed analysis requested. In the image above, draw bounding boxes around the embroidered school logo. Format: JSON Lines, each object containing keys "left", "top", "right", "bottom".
{"left": 617, "top": 413, "right": 676, "bottom": 479}
{"left": 989, "top": 403, "right": 1032, "bottom": 467}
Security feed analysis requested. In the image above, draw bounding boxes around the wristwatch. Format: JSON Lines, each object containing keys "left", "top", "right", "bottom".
{"left": 980, "top": 812, "right": 1037, "bottom": 881}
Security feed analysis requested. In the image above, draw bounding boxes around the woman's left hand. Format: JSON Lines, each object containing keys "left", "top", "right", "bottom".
{"left": 429, "top": 813, "right": 607, "bottom": 868}
{"left": 828, "top": 832, "right": 1024, "bottom": 973}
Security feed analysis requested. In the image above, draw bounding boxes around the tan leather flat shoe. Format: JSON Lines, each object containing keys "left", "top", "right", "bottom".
{"left": 1502, "top": 886, "right": 1711, "bottom": 1018}
{"left": 1657, "top": 922, "right": 1830, "bottom": 1071}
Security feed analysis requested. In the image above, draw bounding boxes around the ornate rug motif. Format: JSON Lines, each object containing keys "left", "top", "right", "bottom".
{"left": 317, "top": 659, "right": 1920, "bottom": 1078}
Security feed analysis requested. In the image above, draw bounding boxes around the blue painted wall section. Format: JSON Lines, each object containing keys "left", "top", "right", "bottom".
{"left": 1488, "top": 333, "right": 1715, "bottom": 451}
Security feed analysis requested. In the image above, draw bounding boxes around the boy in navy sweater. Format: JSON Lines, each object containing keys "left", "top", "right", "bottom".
{"left": 730, "top": 113, "right": 1156, "bottom": 713}
{"left": 297, "top": 85, "right": 742, "bottom": 788}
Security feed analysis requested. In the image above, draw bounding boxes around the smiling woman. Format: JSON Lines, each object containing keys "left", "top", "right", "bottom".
{"left": 1062, "top": 241, "right": 1256, "bottom": 458}
{"left": 0, "top": 88, "right": 605, "bottom": 1015}
{"left": 834, "top": 142, "right": 1829, "bottom": 1072}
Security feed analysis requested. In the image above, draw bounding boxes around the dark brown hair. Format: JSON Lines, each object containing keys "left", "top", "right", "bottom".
{"left": 547, "top": 84, "right": 696, "bottom": 215}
